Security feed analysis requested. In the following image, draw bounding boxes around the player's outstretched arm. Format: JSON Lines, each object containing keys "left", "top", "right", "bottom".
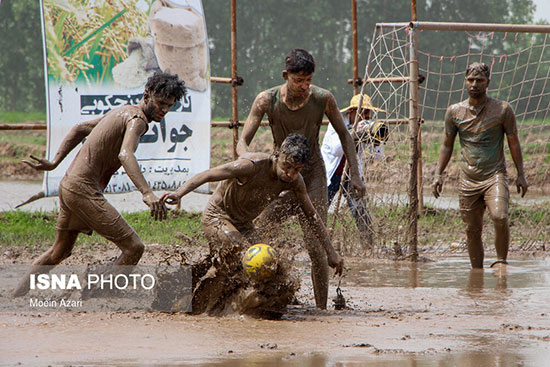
{"left": 325, "top": 94, "right": 365, "bottom": 198}
{"left": 236, "top": 91, "right": 270, "bottom": 156}
{"left": 119, "top": 118, "right": 166, "bottom": 221}
{"left": 23, "top": 116, "right": 102, "bottom": 171}
{"left": 161, "top": 158, "right": 256, "bottom": 205}
{"left": 293, "top": 179, "right": 344, "bottom": 276}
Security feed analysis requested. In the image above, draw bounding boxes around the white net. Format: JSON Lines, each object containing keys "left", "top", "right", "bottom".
{"left": 330, "top": 23, "right": 550, "bottom": 258}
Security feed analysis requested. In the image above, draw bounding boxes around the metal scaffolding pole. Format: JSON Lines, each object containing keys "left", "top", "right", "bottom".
{"left": 230, "top": 0, "right": 239, "bottom": 160}
{"left": 407, "top": 0, "right": 420, "bottom": 261}
{"left": 351, "top": 0, "right": 360, "bottom": 95}
{"left": 377, "top": 21, "right": 550, "bottom": 33}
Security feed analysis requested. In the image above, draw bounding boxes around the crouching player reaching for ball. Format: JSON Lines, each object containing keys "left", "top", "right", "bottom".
{"left": 161, "top": 133, "right": 343, "bottom": 315}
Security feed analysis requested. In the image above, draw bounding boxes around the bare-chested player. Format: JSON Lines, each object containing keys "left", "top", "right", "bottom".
{"left": 236, "top": 48, "right": 365, "bottom": 309}
{"left": 433, "top": 62, "right": 528, "bottom": 269}
{"left": 13, "top": 71, "right": 186, "bottom": 297}
{"left": 162, "top": 134, "right": 343, "bottom": 314}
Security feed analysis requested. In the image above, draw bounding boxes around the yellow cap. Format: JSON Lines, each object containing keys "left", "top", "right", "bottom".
{"left": 340, "top": 94, "right": 386, "bottom": 113}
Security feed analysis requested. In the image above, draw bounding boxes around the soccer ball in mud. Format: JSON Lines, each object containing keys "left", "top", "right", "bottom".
{"left": 242, "top": 244, "right": 278, "bottom": 281}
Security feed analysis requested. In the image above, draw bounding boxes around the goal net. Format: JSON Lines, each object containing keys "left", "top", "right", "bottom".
{"left": 330, "top": 22, "right": 550, "bottom": 259}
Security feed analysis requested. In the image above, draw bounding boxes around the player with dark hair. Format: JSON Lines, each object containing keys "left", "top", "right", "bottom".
{"left": 162, "top": 133, "right": 343, "bottom": 314}
{"left": 13, "top": 71, "right": 186, "bottom": 296}
{"left": 433, "top": 62, "right": 528, "bottom": 270}
{"left": 284, "top": 48, "right": 316, "bottom": 74}
{"left": 236, "top": 48, "right": 364, "bottom": 309}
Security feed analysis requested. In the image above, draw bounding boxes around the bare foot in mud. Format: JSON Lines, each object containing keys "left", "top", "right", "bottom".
{"left": 490, "top": 260, "right": 508, "bottom": 277}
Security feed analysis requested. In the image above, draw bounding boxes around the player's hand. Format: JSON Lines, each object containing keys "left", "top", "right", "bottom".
{"left": 516, "top": 175, "right": 529, "bottom": 198}
{"left": 328, "top": 251, "right": 344, "bottom": 277}
{"left": 432, "top": 175, "right": 444, "bottom": 199}
{"left": 22, "top": 155, "right": 57, "bottom": 171}
{"left": 350, "top": 174, "right": 366, "bottom": 198}
{"left": 143, "top": 192, "right": 167, "bottom": 221}
{"left": 160, "top": 192, "right": 180, "bottom": 206}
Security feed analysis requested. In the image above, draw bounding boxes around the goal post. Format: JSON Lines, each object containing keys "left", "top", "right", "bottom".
{"left": 331, "top": 21, "right": 550, "bottom": 259}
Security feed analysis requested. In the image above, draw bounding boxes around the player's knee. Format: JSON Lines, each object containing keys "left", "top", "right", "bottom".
{"left": 491, "top": 212, "right": 508, "bottom": 226}
{"left": 122, "top": 237, "right": 144, "bottom": 260}
{"left": 131, "top": 241, "right": 145, "bottom": 258}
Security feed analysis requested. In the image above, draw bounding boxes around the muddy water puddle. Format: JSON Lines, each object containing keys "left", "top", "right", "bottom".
{"left": 3, "top": 256, "right": 550, "bottom": 366}
{"left": 152, "top": 350, "right": 550, "bottom": 366}
{"left": 340, "top": 256, "right": 550, "bottom": 289}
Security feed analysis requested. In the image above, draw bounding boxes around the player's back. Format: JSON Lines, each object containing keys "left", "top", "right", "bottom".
{"left": 62, "top": 105, "right": 148, "bottom": 194}
{"left": 207, "top": 152, "right": 299, "bottom": 228}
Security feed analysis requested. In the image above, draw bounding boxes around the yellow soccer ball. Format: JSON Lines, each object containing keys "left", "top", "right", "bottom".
{"left": 242, "top": 244, "right": 278, "bottom": 280}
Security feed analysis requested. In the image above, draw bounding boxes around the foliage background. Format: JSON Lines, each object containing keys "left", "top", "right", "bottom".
{"left": 0, "top": 0, "right": 541, "bottom": 116}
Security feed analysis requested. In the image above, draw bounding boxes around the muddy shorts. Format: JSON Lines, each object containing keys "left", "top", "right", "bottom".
{"left": 201, "top": 204, "right": 260, "bottom": 252}
{"left": 458, "top": 172, "right": 509, "bottom": 215}
{"left": 56, "top": 184, "right": 136, "bottom": 242}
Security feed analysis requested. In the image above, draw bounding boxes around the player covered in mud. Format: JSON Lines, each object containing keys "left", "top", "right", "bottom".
{"left": 162, "top": 133, "right": 344, "bottom": 315}
{"left": 236, "top": 48, "right": 365, "bottom": 309}
{"left": 432, "top": 62, "right": 528, "bottom": 269}
{"left": 13, "top": 71, "right": 186, "bottom": 297}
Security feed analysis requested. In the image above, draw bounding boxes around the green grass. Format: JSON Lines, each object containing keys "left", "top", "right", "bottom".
{"left": 0, "top": 111, "right": 46, "bottom": 123}
{"left": 0, "top": 134, "right": 46, "bottom": 146}
{"left": 0, "top": 211, "right": 58, "bottom": 247}
{"left": 0, "top": 210, "right": 206, "bottom": 249}
{"left": 0, "top": 132, "right": 46, "bottom": 164}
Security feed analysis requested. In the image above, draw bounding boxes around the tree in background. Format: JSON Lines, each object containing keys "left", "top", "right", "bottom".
{"left": 204, "top": 0, "right": 537, "bottom": 120}
{"left": 0, "top": 0, "right": 45, "bottom": 112}
{"left": 0, "top": 0, "right": 538, "bottom": 116}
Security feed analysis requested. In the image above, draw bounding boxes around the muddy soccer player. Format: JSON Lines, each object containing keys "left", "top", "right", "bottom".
{"left": 236, "top": 48, "right": 365, "bottom": 309}
{"left": 161, "top": 133, "right": 344, "bottom": 314}
{"left": 432, "top": 62, "right": 528, "bottom": 270}
{"left": 13, "top": 71, "right": 186, "bottom": 297}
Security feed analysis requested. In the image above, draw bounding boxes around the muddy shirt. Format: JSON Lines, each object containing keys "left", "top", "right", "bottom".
{"left": 445, "top": 97, "right": 517, "bottom": 182}
{"left": 204, "top": 153, "right": 302, "bottom": 229}
{"left": 267, "top": 85, "right": 330, "bottom": 179}
{"left": 61, "top": 105, "right": 148, "bottom": 196}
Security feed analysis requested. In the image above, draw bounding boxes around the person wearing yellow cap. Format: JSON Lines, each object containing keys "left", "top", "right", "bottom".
{"left": 321, "top": 93, "right": 387, "bottom": 247}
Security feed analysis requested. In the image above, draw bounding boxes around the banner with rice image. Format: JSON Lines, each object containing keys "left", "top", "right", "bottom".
{"left": 39, "top": 0, "right": 211, "bottom": 196}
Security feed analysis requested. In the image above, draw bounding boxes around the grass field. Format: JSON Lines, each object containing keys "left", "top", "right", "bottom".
{"left": 0, "top": 210, "right": 206, "bottom": 250}
{"left": 2, "top": 202, "right": 547, "bottom": 258}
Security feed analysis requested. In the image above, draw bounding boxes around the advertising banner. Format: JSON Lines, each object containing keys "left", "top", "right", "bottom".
{"left": 40, "top": 0, "right": 210, "bottom": 196}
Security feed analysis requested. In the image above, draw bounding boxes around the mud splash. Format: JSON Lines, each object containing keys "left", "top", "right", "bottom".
{"left": 191, "top": 242, "right": 300, "bottom": 318}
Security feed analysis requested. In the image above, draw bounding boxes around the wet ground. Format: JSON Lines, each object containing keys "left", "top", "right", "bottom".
{"left": 4, "top": 181, "right": 548, "bottom": 214}
{"left": 1, "top": 255, "right": 549, "bottom": 366}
